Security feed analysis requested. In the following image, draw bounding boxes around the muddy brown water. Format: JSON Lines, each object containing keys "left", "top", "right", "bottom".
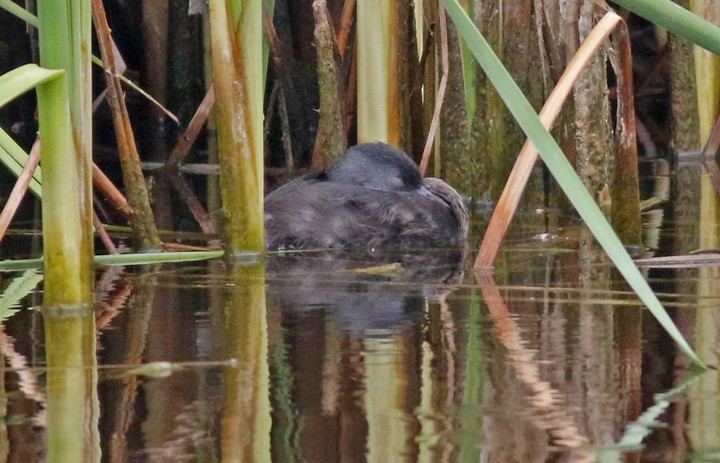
{"left": 1, "top": 158, "right": 720, "bottom": 462}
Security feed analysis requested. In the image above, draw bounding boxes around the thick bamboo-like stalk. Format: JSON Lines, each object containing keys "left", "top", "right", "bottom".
{"left": 311, "top": 0, "right": 346, "bottom": 167}
{"left": 209, "top": 0, "right": 264, "bottom": 254}
{"left": 690, "top": 0, "right": 720, "bottom": 141}
{"left": 670, "top": 0, "right": 701, "bottom": 152}
{"left": 610, "top": 23, "right": 641, "bottom": 245}
{"left": 357, "top": 0, "right": 398, "bottom": 144}
{"left": 573, "top": 3, "right": 613, "bottom": 199}
{"left": 37, "top": 75, "right": 88, "bottom": 305}
{"left": 44, "top": 311, "right": 100, "bottom": 463}
{"left": 36, "top": 0, "right": 94, "bottom": 306}
{"left": 365, "top": 336, "right": 413, "bottom": 460}
{"left": 221, "top": 265, "right": 271, "bottom": 461}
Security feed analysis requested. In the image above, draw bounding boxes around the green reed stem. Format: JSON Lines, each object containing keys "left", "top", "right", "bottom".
{"left": 209, "top": 0, "right": 265, "bottom": 254}
{"left": 36, "top": 0, "right": 94, "bottom": 306}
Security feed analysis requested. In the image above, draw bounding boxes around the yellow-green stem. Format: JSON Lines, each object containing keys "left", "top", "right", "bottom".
{"left": 37, "top": 0, "right": 94, "bottom": 306}
{"left": 36, "top": 76, "right": 88, "bottom": 305}
{"left": 357, "top": 0, "right": 398, "bottom": 144}
{"left": 44, "top": 310, "right": 100, "bottom": 463}
{"left": 209, "top": 0, "right": 264, "bottom": 254}
{"left": 690, "top": 0, "right": 720, "bottom": 140}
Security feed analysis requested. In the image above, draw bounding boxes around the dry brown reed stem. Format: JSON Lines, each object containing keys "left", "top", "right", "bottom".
{"left": 263, "top": 9, "right": 297, "bottom": 170}
{"left": 93, "top": 211, "right": 119, "bottom": 254}
{"left": 264, "top": 81, "right": 280, "bottom": 140}
{"left": 263, "top": 10, "right": 282, "bottom": 70}
{"left": 475, "top": 12, "right": 623, "bottom": 269}
{"left": 410, "top": 23, "right": 435, "bottom": 162}
{"left": 92, "top": 88, "right": 108, "bottom": 112}
{"left": 345, "top": 48, "right": 357, "bottom": 137}
{"left": 92, "top": 88, "right": 153, "bottom": 225}
{"left": 609, "top": 21, "right": 641, "bottom": 245}
{"left": 163, "top": 242, "right": 215, "bottom": 251}
{"left": 278, "top": 86, "right": 294, "bottom": 171}
{"left": 92, "top": 163, "right": 131, "bottom": 219}
{"left": 701, "top": 111, "right": 720, "bottom": 196}
{"left": 0, "top": 330, "right": 46, "bottom": 407}
{"left": 165, "top": 171, "right": 216, "bottom": 233}
{"left": 90, "top": 73, "right": 179, "bottom": 125}
{"left": 164, "top": 83, "right": 216, "bottom": 169}
{"left": 419, "top": 6, "right": 449, "bottom": 177}
{"left": 336, "top": 0, "right": 356, "bottom": 58}
{"left": 702, "top": 111, "right": 720, "bottom": 159}
{"left": 0, "top": 139, "right": 40, "bottom": 242}
{"left": 93, "top": 0, "right": 162, "bottom": 250}
{"left": 95, "top": 281, "right": 133, "bottom": 330}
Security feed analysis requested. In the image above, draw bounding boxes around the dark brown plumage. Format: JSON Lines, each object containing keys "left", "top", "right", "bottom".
{"left": 265, "top": 142, "right": 469, "bottom": 250}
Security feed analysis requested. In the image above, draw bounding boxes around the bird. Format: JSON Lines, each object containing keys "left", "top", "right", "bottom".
{"left": 264, "top": 142, "right": 469, "bottom": 250}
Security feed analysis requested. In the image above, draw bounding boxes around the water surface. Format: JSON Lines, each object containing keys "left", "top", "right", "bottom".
{"left": 1, "top": 159, "right": 719, "bottom": 462}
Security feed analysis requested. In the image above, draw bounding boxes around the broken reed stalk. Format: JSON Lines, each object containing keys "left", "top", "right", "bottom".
{"left": 609, "top": 22, "right": 641, "bottom": 245}
{"left": 700, "top": 111, "right": 720, "bottom": 196}
{"left": 702, "top": 111, "right": 720, "bottom": 159}
{"left": 164, "top": 84, "right": 216, "bottom": 169}
{"left": 165, "top": 171, "right": 216, "bottom": 233}
{"left": 209, "top": 0, "right": 264, "bottom": 255}
{"left": 92, "top": 0, "right": 162, "bottom": 250}
{"left": 93, "top": 212, "right": 119, "bottom": 254}
{"left": 419, "top": 6, "right": 448, "bottom": 177}
{"left": 89, "top": 59, "right": 180, "bottom": 125}
{"left": 475, "top": 12, "right": 623, "bottom": 269}
{"left": 0, "top": 140, "right": 40, "bottom": 241}
{"left": 311, "top": 0, "right": 347, "bottom": 168}
{"left": 92, "top": 163, "right": 131, "bottom": 219}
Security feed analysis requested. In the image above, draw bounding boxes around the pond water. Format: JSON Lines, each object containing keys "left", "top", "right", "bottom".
{"left": 1, "top": 157, "right": 720, "bottom": 462}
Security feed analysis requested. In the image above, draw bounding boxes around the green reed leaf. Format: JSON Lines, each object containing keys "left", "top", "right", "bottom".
{"left": 612, "top": 0, "right": 720, "bottom": 56}
{"left": 0, "top": 269, "right": 43, "bottom": 323}
{"left": 442, "top": 0, "right": 706, "bottom": 368}
{"left": 0, "top": 64, "right": 63, "bottom": 108}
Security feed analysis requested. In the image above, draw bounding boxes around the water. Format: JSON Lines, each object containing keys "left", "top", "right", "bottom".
{"left": 1, "top": 158, "right": 719, "bottom": 461}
